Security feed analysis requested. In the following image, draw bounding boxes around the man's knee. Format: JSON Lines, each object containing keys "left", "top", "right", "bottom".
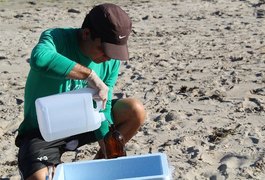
{"left": 125, "top": 98, "right": 146, "bottom": 126}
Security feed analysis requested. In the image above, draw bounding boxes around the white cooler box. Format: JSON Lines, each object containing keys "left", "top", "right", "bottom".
{"left": 53, "top": 153, "right": 171, "bottom": 180}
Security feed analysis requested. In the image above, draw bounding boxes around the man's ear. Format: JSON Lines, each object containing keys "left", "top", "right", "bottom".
{"left": 81, "top": 28, "right": 90, "bottom": 41}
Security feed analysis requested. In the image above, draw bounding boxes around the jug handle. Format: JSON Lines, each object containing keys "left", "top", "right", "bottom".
{"left": 95, "top": 100, "right": 103, "bottom": 111}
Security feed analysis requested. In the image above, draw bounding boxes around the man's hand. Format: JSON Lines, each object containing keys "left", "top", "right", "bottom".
{"left": 86, "top": 70, "right": 108, "bottom": 109}
{"left": 67, "top": 64, "right": 108, "bottom": 109}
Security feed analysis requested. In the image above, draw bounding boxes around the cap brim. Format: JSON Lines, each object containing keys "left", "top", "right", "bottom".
{"left": 102, "top": 42, "right": 129, "bottom": 61}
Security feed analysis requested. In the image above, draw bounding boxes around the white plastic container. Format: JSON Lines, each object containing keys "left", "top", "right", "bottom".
{"left": 53, "top": 153, "right": 172, "bottom": 180}
{"left": 35, "top": 88, "right": 105, "bottom": 142}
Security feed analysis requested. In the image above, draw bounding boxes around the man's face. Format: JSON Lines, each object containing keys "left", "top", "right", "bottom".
{"left": 85, "top": 36, "right": 111, "bottom": 64}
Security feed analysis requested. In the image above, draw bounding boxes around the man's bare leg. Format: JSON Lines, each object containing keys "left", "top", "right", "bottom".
{"left": 112, "top": 98, "right": 146, "bottom": 142}
{"left": 26, "top": 166, "right": 55, "bottom": 180}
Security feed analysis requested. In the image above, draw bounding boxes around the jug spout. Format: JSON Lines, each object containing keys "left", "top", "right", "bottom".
{"left": 95, "top": 112, "right": 106, "bottom": 123}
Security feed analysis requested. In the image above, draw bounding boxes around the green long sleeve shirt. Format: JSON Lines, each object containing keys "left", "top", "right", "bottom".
{"left": 18, "top": 28, "right": 120, "bottom": 140}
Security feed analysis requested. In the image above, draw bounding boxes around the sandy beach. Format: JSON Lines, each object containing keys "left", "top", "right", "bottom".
{"left": 0, "top": 0, "right": 265, "bottom": 179}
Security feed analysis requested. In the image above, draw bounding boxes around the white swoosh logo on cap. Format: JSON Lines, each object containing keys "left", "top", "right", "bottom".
{"left": 119, "top": 35, "right": 126, "bottom": 39}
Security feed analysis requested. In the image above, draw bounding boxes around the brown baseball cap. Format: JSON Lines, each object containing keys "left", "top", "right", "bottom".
{"left": 88, "top": 4, "right": 132, "bottom": 60}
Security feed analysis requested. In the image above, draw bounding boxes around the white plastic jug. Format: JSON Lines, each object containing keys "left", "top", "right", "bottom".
{"left": 35, "top": 88, "right": 106, "bottom": 142}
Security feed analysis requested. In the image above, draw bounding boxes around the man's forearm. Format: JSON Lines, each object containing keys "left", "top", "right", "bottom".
{"left": 67, "top": 63, "right": 92, "bottom": 80}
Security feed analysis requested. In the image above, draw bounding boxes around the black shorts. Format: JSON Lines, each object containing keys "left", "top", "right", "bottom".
{"left": 17, "top": 130, "right": 97, "bottom": 179}
{"left": 16, "top": 99, "right": 119, "bottom": 179}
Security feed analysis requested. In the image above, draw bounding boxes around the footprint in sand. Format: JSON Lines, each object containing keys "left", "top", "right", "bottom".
{"left": 250, "top": 87, "right": 265, "bottom": 96}
{"left": 219, "top": 154, "right": 250, "bottom": 170}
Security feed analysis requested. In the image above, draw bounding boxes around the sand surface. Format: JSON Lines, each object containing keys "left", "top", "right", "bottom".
{"left": 1, "top": 0, "right": 265, "bottom": 179}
